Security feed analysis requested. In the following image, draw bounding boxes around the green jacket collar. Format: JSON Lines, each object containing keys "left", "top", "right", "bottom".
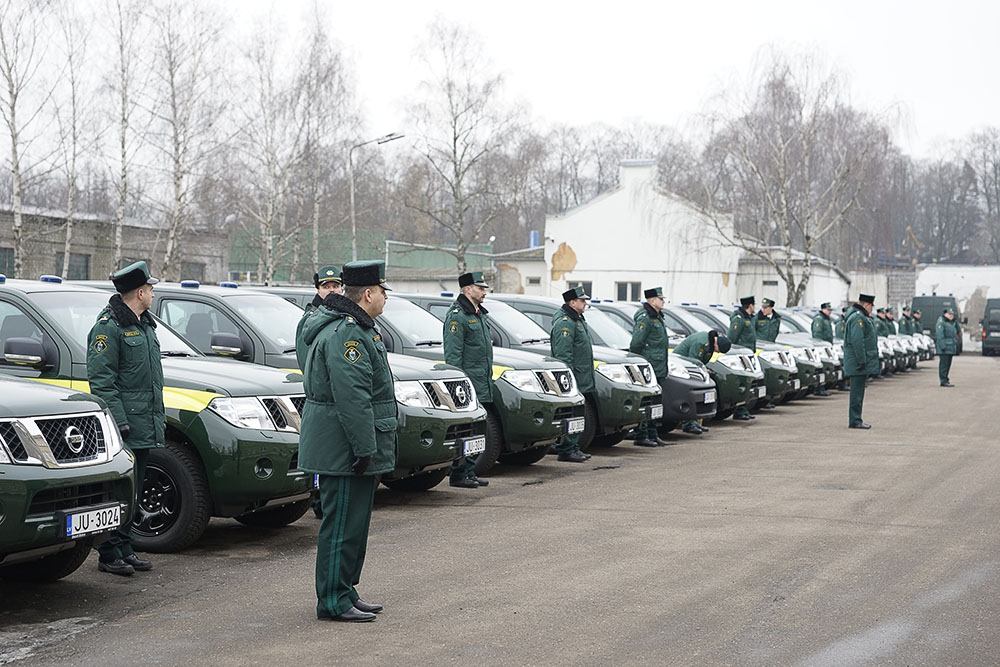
{"left": 456, "top": 293, "right": 488, "bottom": 316}
{"left": 561, "top": 302, "right": 584, "bottom": 322}
{"left": 107, "top": 293, "right": 156, "bottom": 329}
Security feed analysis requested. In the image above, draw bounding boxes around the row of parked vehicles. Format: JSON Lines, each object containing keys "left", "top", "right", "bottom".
{"left": 0, "top": 274, "right": 937, "bottom": 581}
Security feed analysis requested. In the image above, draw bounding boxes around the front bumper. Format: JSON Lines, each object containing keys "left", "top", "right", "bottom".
{"left": 760, "top": 363, "right": 796, "bottom": 401}
{"left": 593, "top": 377, "right": 662, "bottom": 433}
{"left": 660, "top": 375, "right": 717, "bottom": 422}
{"left": 492, "top": 382, "right": 585, "bottom": 451}
{"left": 707, "top": 364, "right": 757, "bottom": 410}
{"left": 390, "top": 405, "right": 488, "bottom": 480}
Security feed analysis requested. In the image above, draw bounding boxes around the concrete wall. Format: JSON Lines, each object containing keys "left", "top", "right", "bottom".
{"left": 735, "top": 262, "right": 850, "bottom": 308}
{"left": 495, "top": 258, "right": 547, "bottom": 295}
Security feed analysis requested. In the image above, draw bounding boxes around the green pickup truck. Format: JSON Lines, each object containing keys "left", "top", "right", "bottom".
{"left": 257, "top": 286, "right": 585, "bottom": 471}
{"left": 124, "top": 282, "right": 488, "bottom": 489}
{"left": 1, "top": 277, "right": 313, "bottom": 552}
{"left": 1, "top": 375, "right": 135, "bottom": 581}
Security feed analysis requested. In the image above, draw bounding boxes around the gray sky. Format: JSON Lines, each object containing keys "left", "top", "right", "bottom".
{"left": 239, "top": 0, "right": 999, "bottom": 159}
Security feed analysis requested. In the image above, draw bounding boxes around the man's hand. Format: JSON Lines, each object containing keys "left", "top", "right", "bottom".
{"left": 855, "top": 365, "right": 864, "bottom": 372}
{"left": 118, "top": 423, "right": 130, "bottom": 440}
{"left": 351, "top": 456, "right": 372, "bottom": 475}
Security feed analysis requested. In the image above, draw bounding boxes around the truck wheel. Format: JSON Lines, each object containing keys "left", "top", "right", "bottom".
{"left": 132, "top": 440, "right": 211, "bottom": 553}
{"left": 0, "top": 540, "right": 93, "bottom": 582}
{"left": 498, "top": 444, "right": 549, "bottom": 466}
{"left": 590, "top": 433, "right": 625, "bottom": 447}
{"left": 472, "top": 410, "right": 504, "bottom": 476}
{"left": 235, "top": 498, "right": 311, "bottom": 528}
{"left": 577, "top": 399, "right": 598, "bottom": 452}
{"left": 382, "top": 468, "right": 448, "bottom": 492}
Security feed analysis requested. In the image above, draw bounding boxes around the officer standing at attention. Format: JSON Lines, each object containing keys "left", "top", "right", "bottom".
{"left": 897, "top": 305, "right": 913, "bottom": 335}
{"left": 296, "top": 264, "right": 342, "bottom": 519}
{"left": 755, "top": 297, "right": 781, "bottom": 342}
{"left": 836, "top": 307, "right": 848, "bottom": 339}
{"left": 809, "top": 302, "right": 837, "bottom": 394}
{"left": 299, "top": 260, "right": 395, "bottom": 623}
{"left": 935, "top": 308, "right": 959, "bottom": 387}
{"left": 911, "top": 309, "right": 924, "bottom": 335}
{"left": 443, "top": 272, "right": 494, "bottom": 487}
{"left": 672, "top": 330, "right": 731, "bottom": 434}
{"left": 87, "top": 261, "right": 163, "bottom": 576}
{"left": 630, "top": 286, "right": 671, "bottom": 446}
{"left": 728, "top": 296, "right": 757, "bottom": 421}
{"left": 843, "top": 293, "right": 877, "bottom": 429}
{"left": 549, "top": 286, "right": 595, "bottom": 462}
{"left": 875, "top": 308, "right": 890, "bottom": 337}
{"left": 885, "top": 308, "right": 899, "bottom": 334}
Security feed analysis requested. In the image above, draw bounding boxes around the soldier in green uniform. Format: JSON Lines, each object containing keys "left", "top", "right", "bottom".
{"left": 630, "top": 286, "right": 671, "bottom": 446}
{"left": 672, "top": 331, "right": 731, "bottom": 434}
{"left": 843, "top": 293, "right": 877, "bottom": 429}
{"left": 87, "top": 261, "right": 164, "bottom": 576}
{"left": 875, "top": 308, "right": 890, "bottom": 337}
{"left": 755, "top": 297, "right": 781, "bottom": 342}
{"left": 812, "top": 302, "right": 845, "bottom": 391}
{"left": 911, "top": 309, "right": 924, "bottom": 336}
{"left": 443, "top": 272, "right": 494, "bottom": 487}
{"left": 885, "top": 308, "right": 898, "bottom": 334}
{"left": 299, "top": 260, "right": 396, "bottom": 623}
{"left": 728, "top": 296, "right": 757, "bottom": 421}
{"left": 897, "top": 305, "right": 912, "bottom": 335}
{"left": 835, "top": 307, "right": 847, "bottom": 339}
{"left": 935, "top": 308, "right": 959, "bottom": 387}
{"left": 549, "top": 286, "right": 595, "bottom": 462}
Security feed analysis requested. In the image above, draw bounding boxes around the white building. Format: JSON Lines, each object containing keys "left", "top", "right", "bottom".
{"left": 543, "top": 159, "right": 850, "bottom": 306}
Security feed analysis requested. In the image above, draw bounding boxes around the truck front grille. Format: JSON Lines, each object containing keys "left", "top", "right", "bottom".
{"left": 0, "top": 421, "right": 28, "bottom": 462}
{"left": 445, "top": 422, "right": 477, "bottom": 442}
{"left": 28, "top": 481, "right": 116, "bottom": 516}
{"left": 34, "top": 416, "right": 105, "bottom": 464}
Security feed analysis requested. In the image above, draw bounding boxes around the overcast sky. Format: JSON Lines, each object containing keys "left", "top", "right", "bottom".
{"left": 236, "top": 0, "right": 998, "bottom": 159}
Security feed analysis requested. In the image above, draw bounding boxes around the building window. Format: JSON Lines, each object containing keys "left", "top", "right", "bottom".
{"left": 55, "top": 252, "right": 90, "bottom": 280}
{"left": 0, "top": 247, "right": 12, "bottom": 276}
{"left": 567, "top": 281, "right": 593, "bottom": 297}
{"left": 616, "top": 281, "right": 641, "bottom": 301}
{"left": 526, "top": 276, "right": 541, "bottom": 286}
{"left": 181, "top": 262, "right": 206, "bottom": 282}
{"left": 762, "top": 280, "right": 778, "bottom": 287}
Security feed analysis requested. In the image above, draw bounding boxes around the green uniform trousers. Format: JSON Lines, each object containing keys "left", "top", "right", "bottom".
{"left": 681, "top": 419, "right": 700, "bottom": 432}
{"left": 96, "top": 447, "right": 148, "bottom": 563}
{"left": 733, "top": 404, "right": 751, "bottom": 419}
{"left": 450, "top": 401, "right": 493, "bottom": 481}
{"left": 848, "top": 376, "right": 866, "bottom": 426}
{"left": 554, "top": 394, "right": 593, "bottom": 454}
{"left": 315, "top": 474, "right": 377, "bottom": 618}
{"left": 938, "top": 354, "right": 953, "bottom": 385}
{"left": 637, "top": 420, "right": 660, "bottom": 440}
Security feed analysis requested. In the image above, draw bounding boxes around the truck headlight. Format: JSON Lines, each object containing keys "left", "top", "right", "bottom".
{"left": 595, "top": 363, "right": 631, "bottom": 383}
{"left": 717, "top": 354, "right": 746, "bottom": 371}
{"left": 790, "top": 348, "right": 809, "bottom": 361}
{"left": 501, "top": 370, "right": 544, "bottom": 392}
{"left": 759, "top": 351, "right": 782, "bottom": 365}
{"left": 209, "top": 397, "right": 274, "bottom": 430}
{"left": 666, "top": 357, "right": 690, "bottom": 379}
{"left": 394, "top": 381, "right": 434, "bottom": 408}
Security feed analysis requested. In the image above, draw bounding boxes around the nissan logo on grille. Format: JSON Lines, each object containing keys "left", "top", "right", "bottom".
{"left": 454, "top": 384, "right": 468, "bottom": 406}
{"left": 64, "top": 426, "right": 85, "bottom": 454}
{"left": 559, "top": 373, "right": 570, "bottom": 391}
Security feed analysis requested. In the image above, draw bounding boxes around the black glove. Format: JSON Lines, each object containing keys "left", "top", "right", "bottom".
{"left": 118, "top": 423, "right": 130, "bottom": 439}
{"left": 855, "top": 365, "right": 864, "bottom": 372}
{"left": 351, "top": 456, "right": 371, "bottom": 475}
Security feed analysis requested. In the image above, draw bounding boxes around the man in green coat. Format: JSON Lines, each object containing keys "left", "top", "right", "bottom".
{"left": 87, "top": 261, "right": 164, "bottom": 576}
{"left": 911, "top": 309, "right": 924, "bottom": 335}
{"left": 728, "top": 295, "right": 757, "bottom": 421}
{"left": 630, "top": 286, "right": 670, "bottom": 446}
{"left": 935, "top": 308, "right": 959, "bottom": 387}
{"left": 835, "top": 307, "right": 847, "bottom": 339}
{"left": 755, "top": 297, "right": 781, "bottom": 342}
{"left": 875, "top": 308, "right": 890, "bottom": 337}
{"left": 843, "top": 293, "right": 877, "bottom": 429}
{"left": 672, "top": 331, "right": 731, "bottom": 434}
{"left": 443, "top": 271, "right": 494, "bottom": 487}
{"left": 549, "top": 286, "right": 594, "bottom": 462}
{"left": 885, "top": 308, "right": 898, "bottom": 334}
{"left": 813, "top": 302, "right": 846, "bottom": 391}
{"left": 897, "top": 306, "right": 913, "bottom": 335}
{"left": 299, "top": 260, "right": 396, "bottom": 623}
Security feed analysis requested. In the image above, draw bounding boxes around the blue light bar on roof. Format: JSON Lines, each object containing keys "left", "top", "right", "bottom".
{"left": 40, "top": 275, "right": 62, "bottom": 283}
{"left": 0, "top": 274, "right": 5, "bottom": 283}
{"left": 220, "top": 281, "right": 238, "bottom": 288}
{"left": 440, "top": 292, "right": 454, "bottom": 297}
{"left": 181, "top": 280, "right": 200, "bottom": 288}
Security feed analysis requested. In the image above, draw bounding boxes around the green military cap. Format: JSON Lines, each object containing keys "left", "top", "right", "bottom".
{"left": 902, "top": 304, "right": 911, "bottom": 312}
{"left": 876, "top": 307, "right": 884, "bottom": 313}
{"left": 761, "top": 297, "right": 776, "bottom": 307}
{"left": 913, "top": 309, "right": 920, "bottom": 314}
{"left": 943, "top": 307, "right": 954, "bottom": 314}
{"left": 111, "top": 260, "right": 158, "bottom": 293}
{"left": 859, "top": 293, "right": 875, "bottom": 305}
{"left": 458, "top": 271, "right": 490, "bottom": 288}
{"left": 314, "top": 265, "right": 342, "bottom": 288}
{"left": 820, "top": 302, "right": 832, "bottom": 310}
{"left": 342, "top": 260, "right": 390, "bottom": 290}
{"left": 562, "top": 285, "right": 590, "bottom": 302}
{"left": 739, "top": 295, "right": 755, "bottom": 307}
{"left": 643, "top": 286, "right": 664, "bottom": 299}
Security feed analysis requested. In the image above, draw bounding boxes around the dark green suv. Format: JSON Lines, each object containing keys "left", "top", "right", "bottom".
{"left": 1, "top": 375, "right": 135, "bottom": 581}
{"left": 1, "top": 278, "right": 313, "bottom": 552}
{"left": 258, "top": 286, "right": 585, "bottom": 471}
{"left": 910, "top": 294, "right": 966, "bottom": 353}
{"left": 134, "top": 282, "right": 488, "bottom": 489}
{"left": 980, "top": 298, "right": 1000, "bottom": 356}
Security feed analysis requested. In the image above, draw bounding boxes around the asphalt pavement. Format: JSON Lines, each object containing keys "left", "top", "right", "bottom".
{"left": 3, "top": 354, "right": 999, "bottom": 666}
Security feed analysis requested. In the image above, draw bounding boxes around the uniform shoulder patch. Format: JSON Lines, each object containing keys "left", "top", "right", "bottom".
{"left": 124, "top": 330, "right": 141, "bottom": 337}
{"left": 561, "top": 327, "right": 570, "bottom": 338}
{"left": 93, "top": 339, "right": 108, "bottom": 354}
{"left": 448, "top": 321, "right": 459, "bottom": 334}
{"left": 344, "top": 346, "right": 362, "bottom": 364}
{"left": 639, "top": 322, "right": 646, "bottom": 329}
{"left": 344, "top": 340, "right": 360, "bottom": 347}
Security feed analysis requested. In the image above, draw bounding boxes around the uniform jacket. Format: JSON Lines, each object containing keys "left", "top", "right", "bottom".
{"left": 443, "top": 294, "right": 494, "bottom": 403}
{"left": 550, "top": 304, "right": 596, "bottom": 394}
{"left": 911, "top": 317, "right": 924, "bottom": 335}
{"left": 886, "top": 319, "right": 898, "bottom": 334}
{"left": 755, "top": 311, "right": 781, "bottom": 343}
{"left": 298, "top": 294, "right": 397, "bottom": 476}
{"left": 673, "top": 330, "right": 714, "bottom": 365}
{"left": 86, "top": 295, "right": 165, "bottom": 450}
{"left": 630, "top": 302, "right": 669, "bottom": 377}
{"left": 843, "top": 304, "right": 878, "bottom": 377}
{"left": 729, "top": 307, "right": 757, "bottom": 349}
{"left": 875, "top": 316, "right": 890, "bottom": 337}
{"left": 294, "top": 293, "right": 325, "bottom": 370}
{"left": 835, "top": 318, "right": 846, "bottom": 339}
{"left": 811, "top": 312, "right": 834, "bottom": 343}
{"left": 935, "top": 316, "right": 959, "bottom": 355}
{"left": 897, "top": 315, "right": 912, "bottom": 335}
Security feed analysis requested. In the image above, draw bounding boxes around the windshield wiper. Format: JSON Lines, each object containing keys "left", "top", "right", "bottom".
{"left": 283, "top": 347, "right": 297, "bottom": 354}
{"left": 413, "top": 340, "right": 442, "bottom": 347}
{"left": 521, "top": 337, "right": 550, "bottom": 345}
{"left": 160, "top": 351, "right": 193, "bottom": 357}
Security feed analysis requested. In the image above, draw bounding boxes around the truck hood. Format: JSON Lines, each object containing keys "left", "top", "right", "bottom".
{"left": 403, "top": 344, "right": 569, "bottom": 371}
{"left": 162, "top": 357, "right": 304, "bottom": 397}
{"left": 386, "top": 351, "right": 469, "bottom": 381}
{"left": 0, "top": 376, "right": 107, "bottom": 418}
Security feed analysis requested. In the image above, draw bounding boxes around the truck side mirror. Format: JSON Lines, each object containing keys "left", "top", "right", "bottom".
{"left": 210, "top": 332, "right": 246, "bottom": 358}
{"left": 4, "top": 337, "right": 46, "bottom": 367}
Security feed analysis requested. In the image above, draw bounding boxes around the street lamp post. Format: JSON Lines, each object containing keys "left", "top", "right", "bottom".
{"left": 349, "top": 132, "right": 405, "bottom": 262}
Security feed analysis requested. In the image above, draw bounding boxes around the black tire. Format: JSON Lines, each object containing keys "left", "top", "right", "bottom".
{"left": 235, "top": 498, "right": 311, "bottom": 528}
{"left": 132, "top": 440, "right": 211, "bottom": 553}
{"left": 498, "top": 444, "right": 549, "bottom": 466}
{"left": 382, "top": 468, "right": 448, "bottom": 492}
{"left": 472, "top": 409, "right": 504, "bottom": 476}
{"left": 591, "top": 433, "right": 625, "bottom": 447}
{"left": 577, "top": 398, "right": 598, "bottom": 452}
{"left": 0, "top": 540, "right": 93, "bottom": 582}
{"left": 713, "top": 408, "right": 734, "bottom": 421}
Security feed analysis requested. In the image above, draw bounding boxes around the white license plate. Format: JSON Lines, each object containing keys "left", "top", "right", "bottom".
{"left": 836, "top": 371, "right": 843, "bottom": 380}
{"left": 461, "top": 436, "right": 487, "bottom": 456}
{"left": 990, "top": 332, "right": 1000, "bottom": 338}
{"left": 704, "top": 390, "right": 716, "bottom": 404}
{"left": 65, "top": 504, "right": 121, "bottom": 538}
{"left": 756, "top": 386, "right": 767, "bottom": 398}
{"left": 566, "top": 417, "right": 586, "bottom": 434}
{"left": 314, "top": 474, "right": 319, "bottom": 489}
{"left": 792, "top": 379, "right": 801, "bottom": 390}
{"left": 650, "top": 404, "right": 663, "bottom": 419}
{"left": 818, "top": 373, "right": 826, "bottom": 383}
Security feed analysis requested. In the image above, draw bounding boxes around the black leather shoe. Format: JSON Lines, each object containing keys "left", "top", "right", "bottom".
{"left": 557, "top": 451, "right": 588, "bottom": 462}
{"left": 470, "top": 476, "right": 489, "bottom": 487}
{"left": 653, "top": 437, "right": 671, "bottom": 447}
{"left": 849, "top": 422, "right": 872, "bottom": 429}
{"left": 633, "top": 438, "right": 659, "bottom": 447}
{"left": 449, "top": 477, "right": 479, "bottom": 489}
{"left": 815, "top": 389, "right": 832, "bottom": 397}
{"left": 122, "top": 554, "right": 152, "bottom": 571}
{"left": 732, "top": 414, "right": 752, "bottom": 421}
{"left": 762, "top": 401, "right": 777, "bottom": 409}
{"left": 98, "top": 559, "right": 134, "bottom": 576}
{"left": 353, "top": 599, "right": 383, "bottom": 614}
{"left": 682, "top": 424, "right": 702, "bottom": 435}
{"left": 331, "top": 607, "right": 376, "bottom": 623}
{"left": 697, "top": 424, "right": 710, "bottom": 433}
{"left": 941, "top": 382, "right": 954, "bottom": 387}
{"left": 579, "top": 451, "right": 592, "bottom": 460}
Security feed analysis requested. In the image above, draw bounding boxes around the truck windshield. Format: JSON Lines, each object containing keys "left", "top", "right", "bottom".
{"left": 30, "top": 291, "right": 199, "bottom": 356}
{"left": 223, "top": 294, "right": 305, "bottom": 350}
{"left": 378, "top": 298, "right": 444, "bottom": 345}
{"left": 481, "top": 299, "right": 550, "bottom": 344}
{"left": 583, "top": 306, "right": 632, "bottom": 349}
